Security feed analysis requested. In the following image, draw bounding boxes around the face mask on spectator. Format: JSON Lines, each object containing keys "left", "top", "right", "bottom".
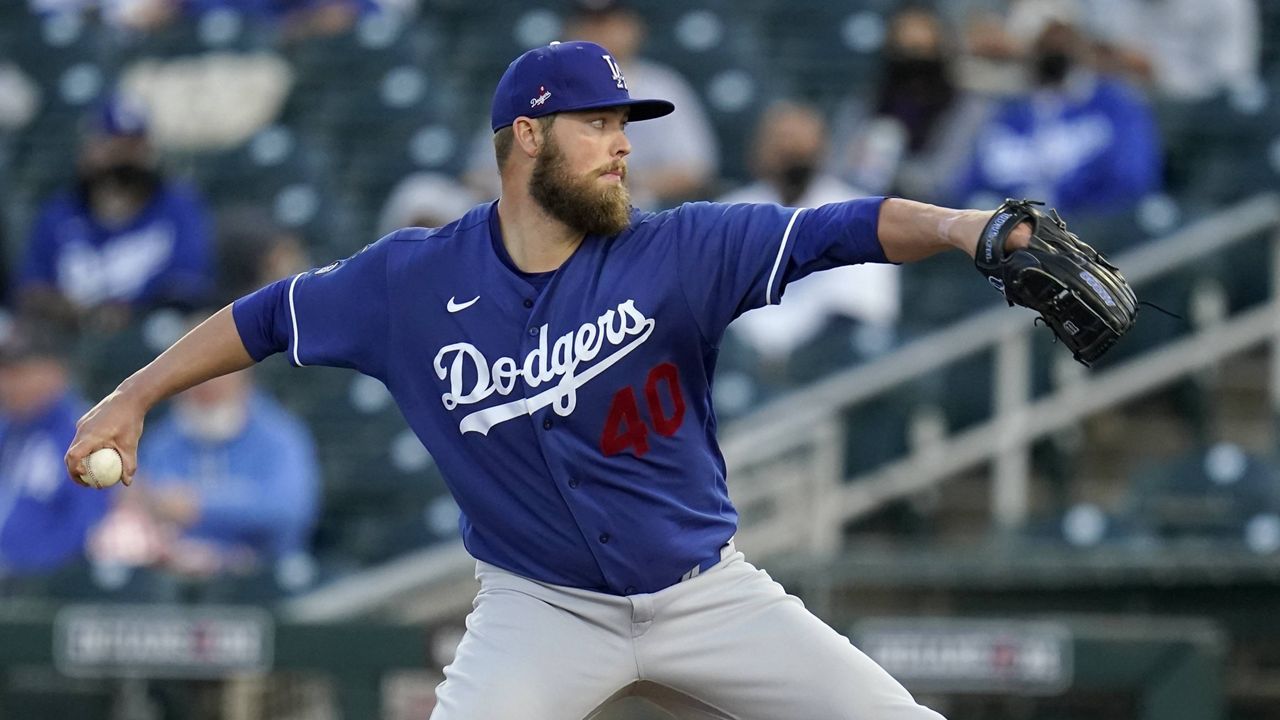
{"left": 1034, "top": 51, "right": 1073, "bottom": 87}
{"left": 78, "top": 162, "right": 161, "bottom": 225}
{"left": 875, "top": 56, "right": 954, "bottom": 151}
{"left": 775, "top": 161, "right": 817, "bottom": 206}
{"left": 882, "top": 57, "right": 950, "bottom": 93}
{"left": 83, "top": 162, "right": 160, "bottom": 196}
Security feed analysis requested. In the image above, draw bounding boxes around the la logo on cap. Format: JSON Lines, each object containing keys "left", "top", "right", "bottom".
{"left": 489, "top": 40, "right": 674, "bottom": 131}
{"left": 602, "top": 55, "right": 627, "bottom": 90}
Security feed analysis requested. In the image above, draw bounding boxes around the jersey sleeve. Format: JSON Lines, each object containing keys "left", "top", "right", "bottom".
{"left": 232, "top": 233, "right": 394, "bottom": 380}
{"left": 671, "top": 198, "right": 887, "bottom": 341}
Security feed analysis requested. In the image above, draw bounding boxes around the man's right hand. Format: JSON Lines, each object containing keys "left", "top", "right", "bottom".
{"left": 65, "top": 389, "right": 147, "bottom": 488}
{"left": 63, "top": 304, "right": 258, "bottom": 489}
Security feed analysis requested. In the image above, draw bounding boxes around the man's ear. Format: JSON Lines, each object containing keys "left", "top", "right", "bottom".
{"left": 513, "top": 116, "right": 544, "bottom": 158}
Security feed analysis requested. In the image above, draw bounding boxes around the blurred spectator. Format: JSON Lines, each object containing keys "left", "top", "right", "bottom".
{"left": 216, "top": 206, "right": 312, "bottom": 302}
{"left": 0, "top": 323, "right": 108, "bottom": 581}
{"left": 942, "top": 2, "right": 1034, "bottom": 96}
{"left": 955, "top": 0, "right": 1259, "bottom": 104}
{"left": 951, "top": 13, "right": 1161, "bottom": 216}
{"left": 377, "top": 172, "right": 479, "bottom": 236}
{"left": 829, "top": 5, "right": 993, "bottom": 202}
{"left": 1076, "top": 0, "right": 1260, "bottom": 103}
{"left": 721, "top": 101, "right": 899, "bottom": 386}
{"left": 16, "top": 95, "right": 215, "bottom": 332}
{"left": 465, "top": 0, "right": 718, "bottom": 208}
{"left": 127, "top": 363, "right": 320, "bottom": 585}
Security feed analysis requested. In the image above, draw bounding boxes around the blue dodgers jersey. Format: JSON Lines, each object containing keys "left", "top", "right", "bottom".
{"left": 20, "top": 182, "right": 214, "bottom": 309}
{"left": 0, "top": 392, "right": 109, "bottom": 574}
{"left": 234, "top": 197, "right": 886, "bottom": 594}
{"left": 955, "top": 76, "right": 1160, "bottom": 214}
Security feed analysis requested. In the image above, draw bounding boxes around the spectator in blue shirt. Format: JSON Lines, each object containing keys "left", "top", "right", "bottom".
{"left": 136, "top": 358, "right": 320, "bottom": 585}
{"left": 17, "top": 95, "right": 215, "bottom": 332}
{"left": 953, "top": 16, "right": 1161, "bottom": 216}
{"left": 0, "top": 324, "right": 108, "bottom": 580}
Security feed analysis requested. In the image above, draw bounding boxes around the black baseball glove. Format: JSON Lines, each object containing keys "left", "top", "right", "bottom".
{"left": 975, "top": 199, "right": 1137, "bottom": 366}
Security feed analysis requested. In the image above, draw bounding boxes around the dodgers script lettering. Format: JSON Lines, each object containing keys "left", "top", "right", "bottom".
{"left": 433, "top": 299, "right": 655, "bottom": 435}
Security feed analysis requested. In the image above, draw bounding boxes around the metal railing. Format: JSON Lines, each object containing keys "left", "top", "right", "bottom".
{"left": 724, "top": 192, "right": 1280, "bottom": 558}
{"left": 283, "top": 193, "right": 1280, "bottom": 623}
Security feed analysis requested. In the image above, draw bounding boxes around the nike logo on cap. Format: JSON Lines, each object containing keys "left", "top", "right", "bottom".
{"left": 447, "top": 296, "right": 480, "bottom": 313}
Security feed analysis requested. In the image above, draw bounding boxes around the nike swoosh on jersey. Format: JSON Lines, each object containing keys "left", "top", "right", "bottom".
{"left": 447, "top": 296, "right": 480, "bottom": 313}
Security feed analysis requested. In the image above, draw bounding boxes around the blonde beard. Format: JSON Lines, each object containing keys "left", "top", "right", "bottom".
{"left": 529, "top": 134, "right": 632, "bottom": 236}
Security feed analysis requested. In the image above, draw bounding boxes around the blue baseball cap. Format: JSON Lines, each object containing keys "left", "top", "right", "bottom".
{"left": 490, "top": 41, "right": 674, "bottom": 132}
{"left": 93, "top": 93, "right": 149, "bottom": 137}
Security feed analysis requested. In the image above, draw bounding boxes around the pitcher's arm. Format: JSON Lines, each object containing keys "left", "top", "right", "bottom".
{"left": 65, "top": 305, "right": 253, "bottom": 486}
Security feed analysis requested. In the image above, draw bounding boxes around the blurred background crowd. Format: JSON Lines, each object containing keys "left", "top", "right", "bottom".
{"left": 1, "top": 0, "right": 1277, "bottom": 599}
{"left": 0, "top": 0, "right": 1279, "bottom": 715}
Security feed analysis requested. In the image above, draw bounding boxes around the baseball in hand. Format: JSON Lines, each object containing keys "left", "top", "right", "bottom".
{"left": 82, "top": 448, "right": 123, "bottom": 489}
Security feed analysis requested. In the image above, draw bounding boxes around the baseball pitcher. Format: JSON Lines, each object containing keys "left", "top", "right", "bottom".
{"left": 67, "top": 41, "right": 1134, "bottom": 719}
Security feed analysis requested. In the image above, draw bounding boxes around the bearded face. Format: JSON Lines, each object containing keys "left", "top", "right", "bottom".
{"left": 76, "top": 136, "right": 161, "bottom": 228}
{"left": 529, "top": 128, "right": 632, "bottom": 237}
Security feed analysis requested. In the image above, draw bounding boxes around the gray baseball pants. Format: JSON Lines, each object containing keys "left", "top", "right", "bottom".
{"left": 430, "top": 545, "right": 945, "bottom": 719}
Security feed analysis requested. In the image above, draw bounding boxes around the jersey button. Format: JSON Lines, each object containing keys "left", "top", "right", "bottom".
{"left": 624, "top": 586, "right": 637, "bottom": 594}
{"left": 598, "top": 533, "right": 610, "bottom": 544}
{"left": 568, "top": 478, "right": 580, "bottom": 488}
{"left": 523, "top": 298, "right": 534, "bottom": 308}
{"left": 543, "top": 418, "right": 553, "bottom": 430}
{"left": 528, "top": 327, "right": 538, "bottom": 336}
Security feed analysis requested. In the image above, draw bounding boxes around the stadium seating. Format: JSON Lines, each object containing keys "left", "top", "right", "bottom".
{"left": 754, "top": 0, "right": 894, "bottom": 102}
{"left": 2, "top": 0, "right": 1277, "bottom": 582}
{"left": 1121, "top": 443, "right": 1280, "bottom": 549}
{"left": 627, "top": 0, "right": 772, "bottom": 183}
